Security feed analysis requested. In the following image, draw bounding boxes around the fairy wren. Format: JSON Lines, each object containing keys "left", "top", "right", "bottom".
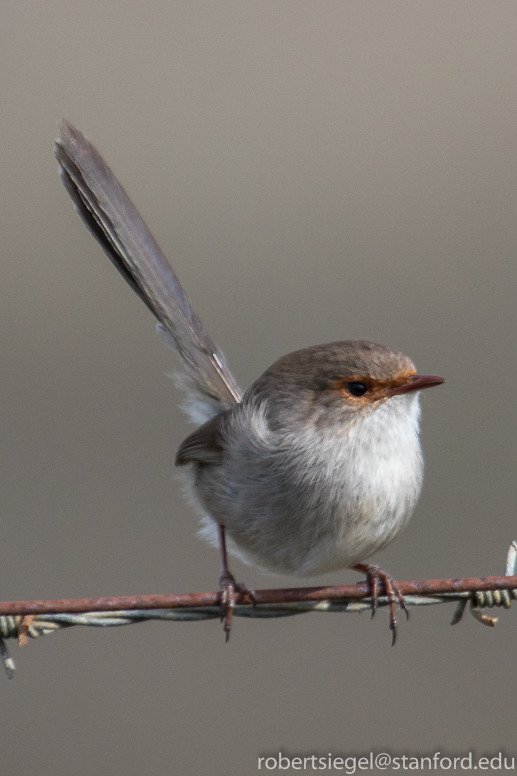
{"left": 55, "top": 121, "right": 444, "bottom": 641}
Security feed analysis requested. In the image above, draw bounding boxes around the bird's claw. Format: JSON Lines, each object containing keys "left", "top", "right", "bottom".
{"left": 355, "top": 563, "right": 408, "bottom": 645}
{"left": 218, "top": 571, "right": 255, "bottom": 642}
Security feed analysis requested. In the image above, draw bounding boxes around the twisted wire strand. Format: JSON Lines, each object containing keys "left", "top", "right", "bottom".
{"left": 0, "top": 595, "right": 452, "bottom": 639}
{"left": 1, "top": 542, "right": 516, "bottom": 679}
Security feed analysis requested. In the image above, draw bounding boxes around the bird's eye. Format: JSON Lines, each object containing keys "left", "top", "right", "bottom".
{"left": 347, "top": 381, "right": 367, "bottom": 397}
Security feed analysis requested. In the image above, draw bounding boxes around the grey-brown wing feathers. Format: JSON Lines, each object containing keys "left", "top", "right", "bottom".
{"left": 55, "top": 120, "right": 242, "bottom": 421}
{"left": 175, "top": 413, "right": 226, "bottom": 466}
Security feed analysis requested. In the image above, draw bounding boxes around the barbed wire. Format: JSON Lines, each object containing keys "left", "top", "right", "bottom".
{"left": 1, "top": 542, "right": 516, "bottom": 679}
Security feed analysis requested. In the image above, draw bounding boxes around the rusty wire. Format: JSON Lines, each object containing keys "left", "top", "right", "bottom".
{"left": 1, "top": 541, "right": 516, "bottom": 679}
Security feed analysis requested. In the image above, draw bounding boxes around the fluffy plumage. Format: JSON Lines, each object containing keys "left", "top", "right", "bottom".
{"left": 55, "top": 122, "right": 442, "bottom": 585}
{"left": 184, "top": 343, "right": 424, "bottom": 575}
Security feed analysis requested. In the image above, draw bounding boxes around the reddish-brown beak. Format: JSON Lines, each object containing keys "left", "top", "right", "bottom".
{"left": 390, "top": 374, "right": 445, "bottom": 396}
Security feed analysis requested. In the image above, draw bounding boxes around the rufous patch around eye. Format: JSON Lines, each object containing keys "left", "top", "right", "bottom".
{"left": 332, "top": 370, "right": 417, "bottom": 404}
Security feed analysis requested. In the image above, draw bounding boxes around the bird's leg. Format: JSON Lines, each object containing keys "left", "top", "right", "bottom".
{"left": 353, "top": 563, "right": 409, "bottom": 645}
{"left": 217, "top": 524, "right": 255, "bottom": 641}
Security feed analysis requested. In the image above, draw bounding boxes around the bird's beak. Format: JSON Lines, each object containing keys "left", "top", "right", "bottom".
{"left": 390, "top": 374, "right": 445, "bottom": 396}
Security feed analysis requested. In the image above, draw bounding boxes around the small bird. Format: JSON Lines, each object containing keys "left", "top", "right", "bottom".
{"left": 55, "top": 121, "right": 444, "bottom": 643}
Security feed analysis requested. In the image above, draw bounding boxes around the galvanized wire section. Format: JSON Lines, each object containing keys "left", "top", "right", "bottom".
{"left": 1, "top": 542, "right": 516, "bottom": 679}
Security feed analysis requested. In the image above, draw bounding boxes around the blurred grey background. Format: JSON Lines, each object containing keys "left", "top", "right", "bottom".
{"left": 1, "top": 2, "right": 517, "bottom": 774}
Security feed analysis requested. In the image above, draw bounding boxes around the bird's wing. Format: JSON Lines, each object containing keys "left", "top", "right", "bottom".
{"left": 55, "top": 120, "right": 242, "bottom": 421}
{"left": 175, "top": 413, "right": 226, "bottom": 466}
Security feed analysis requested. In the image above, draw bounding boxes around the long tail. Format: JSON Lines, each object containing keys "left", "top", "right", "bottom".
{"left": 55, "top": 121, "right": 242, "bottom": 422}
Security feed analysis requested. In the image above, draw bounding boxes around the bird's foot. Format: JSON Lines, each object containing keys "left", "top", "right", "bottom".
{"left": 218, "top": 571, "right": 256, "bottom": 642}
{"left": 353, "top": 563, "right": 408, "bottom": 645}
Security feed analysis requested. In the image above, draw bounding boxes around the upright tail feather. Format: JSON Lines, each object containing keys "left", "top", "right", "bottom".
{"left": 55, "top": 121, "right": 242, "bottom": 422}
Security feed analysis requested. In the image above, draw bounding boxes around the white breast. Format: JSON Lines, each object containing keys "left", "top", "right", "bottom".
{"left": 193, "top": 393, "right": 424, "bottom": 577}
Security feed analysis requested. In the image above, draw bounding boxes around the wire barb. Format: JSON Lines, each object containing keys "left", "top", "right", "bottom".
{"left": 1, "top": 542, "right": 517, "bottom": 678}
{"left": 451, "top": 541, "right": 517, "bottom": 627}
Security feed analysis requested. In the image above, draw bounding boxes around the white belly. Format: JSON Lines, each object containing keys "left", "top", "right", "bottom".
{"left": 192, "top": 394, "right": 423, "bottom": 576}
